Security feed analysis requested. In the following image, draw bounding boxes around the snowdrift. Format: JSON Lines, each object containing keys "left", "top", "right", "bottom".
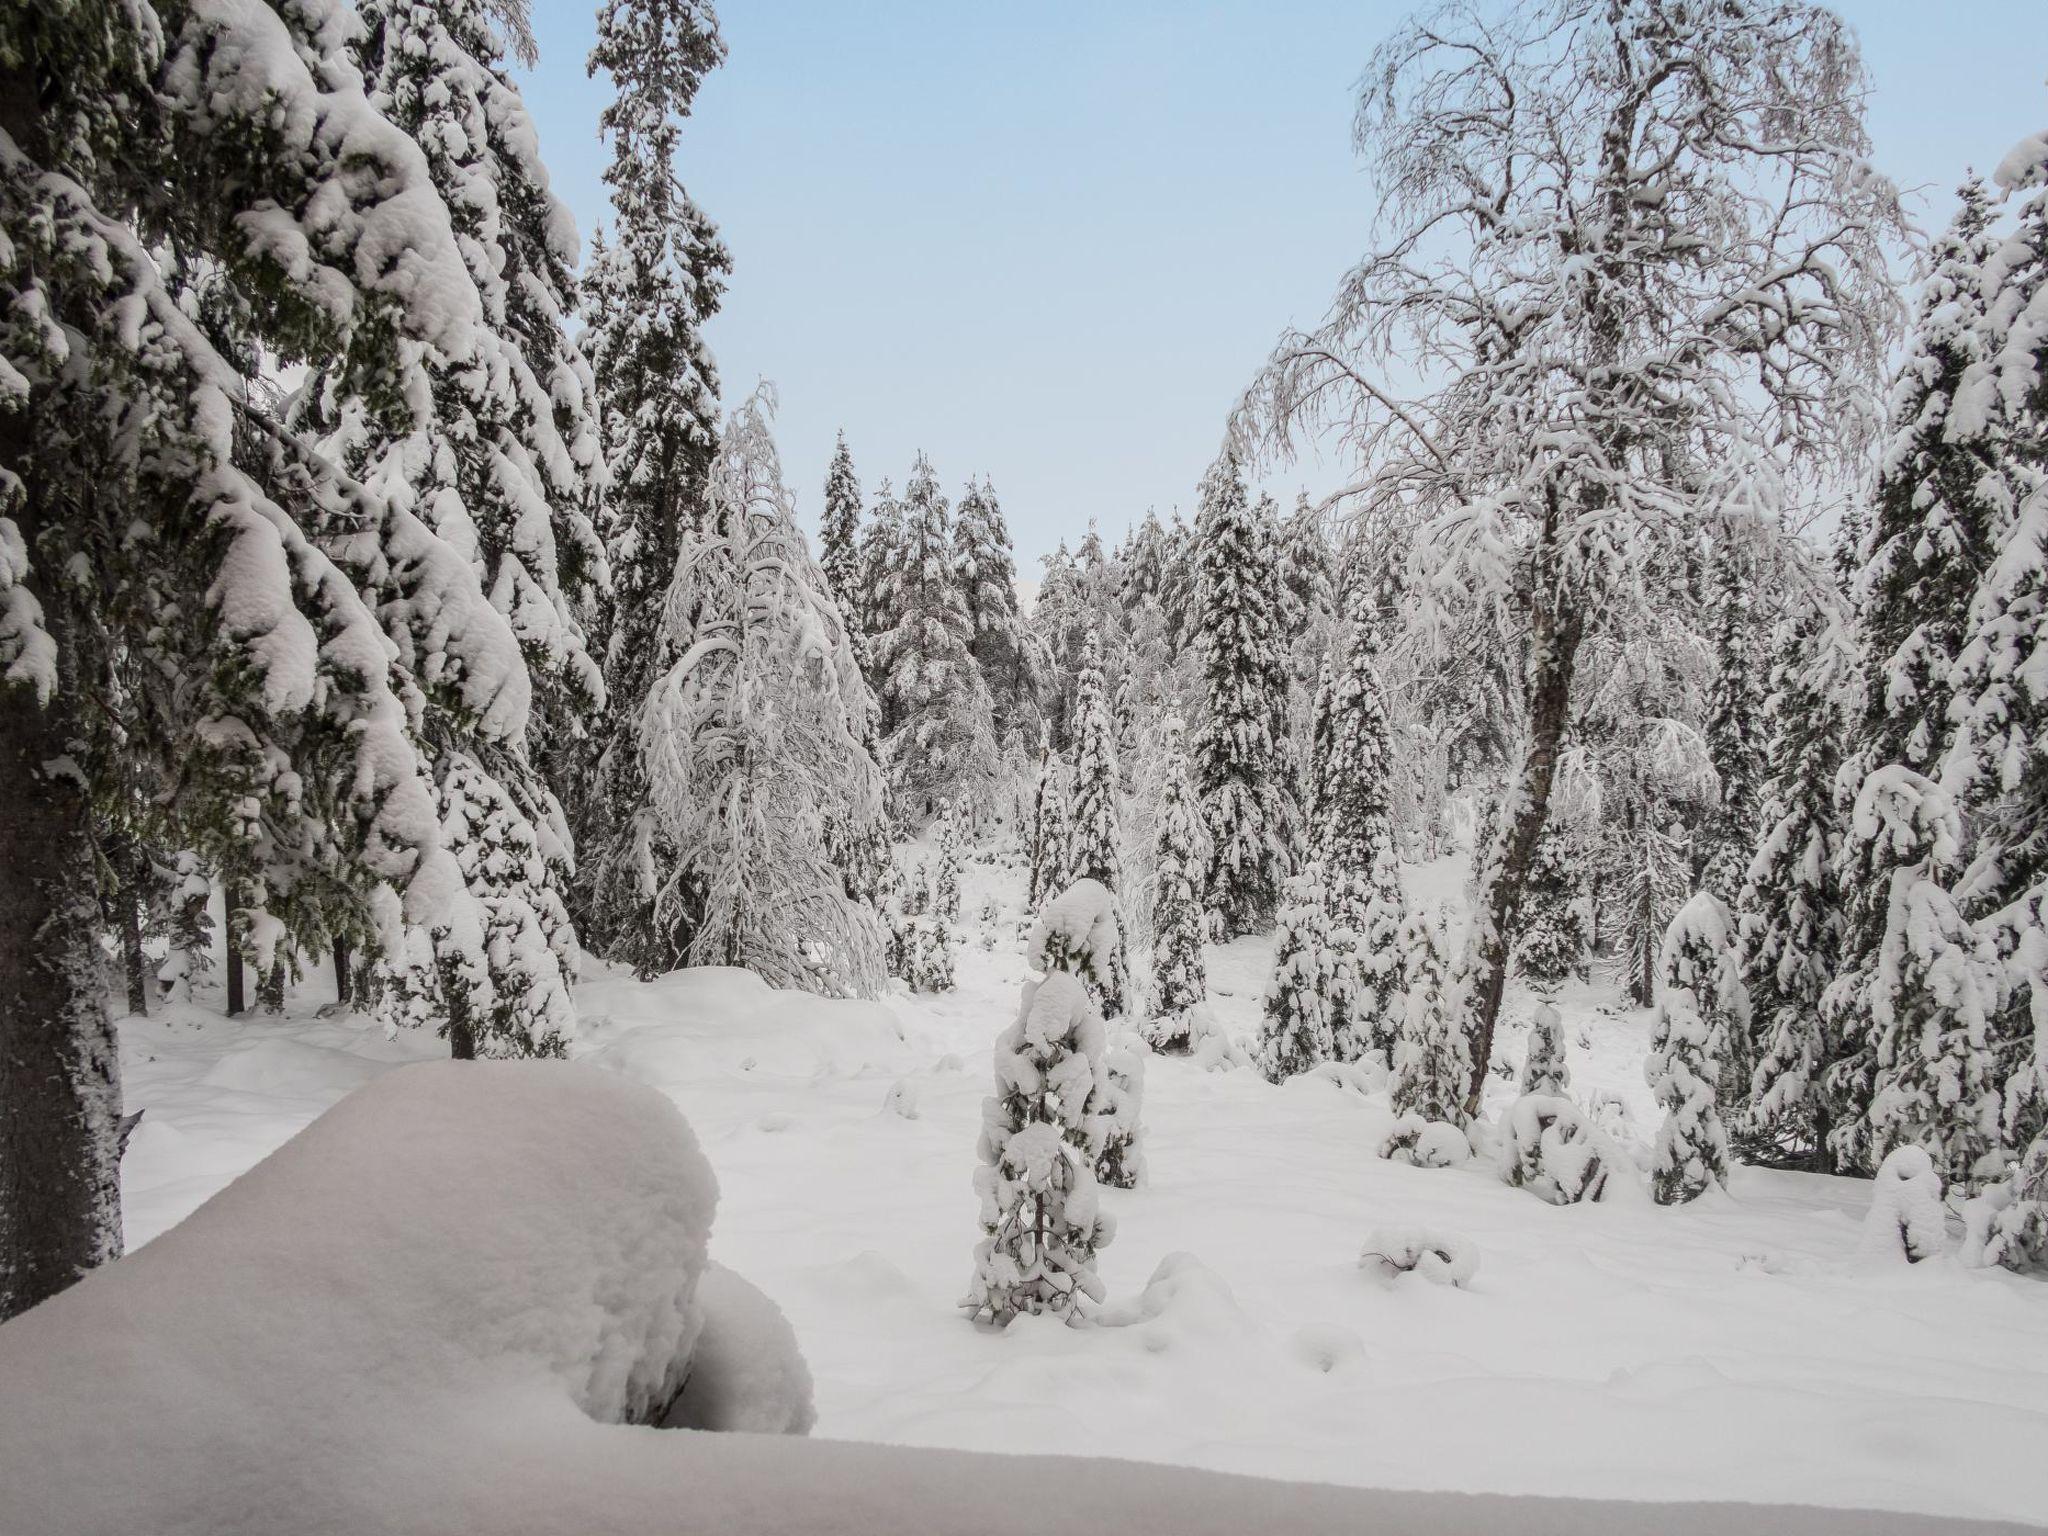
{"left": 2, "top": 1059, "right": 2036, "bottom": 1533}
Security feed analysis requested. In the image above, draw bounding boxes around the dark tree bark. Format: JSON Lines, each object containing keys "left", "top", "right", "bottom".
{"left": 113, "top": 839, "right": 149, "bottom": 1019}
{"left": 333, "top": 937, "right": 352, "bottom": 1008}
{"left": 224, "top": 938, "right": 245, "bottom": 1018}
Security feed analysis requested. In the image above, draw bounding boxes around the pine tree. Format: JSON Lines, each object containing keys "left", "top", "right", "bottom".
{"left": 1616, "top": 810, "right": 1688, "bottom": 1008}
{"left": 638, "top": 389, "right": 887, "bottom": 997}
{"left": 819, "top": 431, "right": 864, "bottom": 625}
{"left": 1027, "top": 880, "right": 1141, "bottom": 1189}
{"left": 1194, "top": 453, "right": 1289, "bottom": 938}
{"left": 1824, "top": 768, "right": 2003, "bottom": 1186}
{"left": 1521, "top": 1001, "right": 1571, "bottom": 1095}
{"left": 1145, "top": 714, "right": 1207, "bottom": 1052}
{"left": 935, "top": 801, "right": 963, "bottom": 924}
{"left": 1742, "top": 613, "right": 1854, "bottom": 1165}
{"left": 573, "top": 0, "right": 730, "bottom": 975}
{"left": 1388, "top": 914, "right": 1469, "bottom": 1128}
{"left": 1646, "top": 893, "right": 1742, "bottom": 1203}
{"left": 873, "top": 454, "right": 997, "bottom": 824}
{"left": 1255, "top": 867, "right": 1334, "bottom": 1084}
{"left": 1698, "top": 545, "right": 1768, "bottom": 902}
{"left": 1515, "top": 820, "right": 1593, "bottom": 990}
{"left": 964, "top": 967, "right": 1114, "bottom": 1326}
{"left": 0, "top": 0, "right": 513, "bottom": 1315}
{"left": 1065, "top": 630, "right": 1128, "bottom": 1019}
{"left": 953, "top": 475, "right": 1041, "bottom": 750}
{"left": 1027, "top": 742, "right": 1072, "bottom": 912}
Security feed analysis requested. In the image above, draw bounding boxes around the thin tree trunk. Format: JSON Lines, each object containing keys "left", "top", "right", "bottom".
{"left": 1459, "top": 581, "right": 1584, "bottom": 1114}
{"left": 224, "top": 936, "right": 245, "bottom": 1018}
{"left": 0, "top": 503, "right": 123, "bottom": 1322}
{"left": 333, "top": 937, "right": 352, "bottom": 1008}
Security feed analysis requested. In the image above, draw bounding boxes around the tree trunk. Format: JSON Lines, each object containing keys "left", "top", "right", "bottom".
{"left": 333, "top": 937, "right": 352, "bottom": 1008}
{"left": 224, "top": 937, "right": 244, "bottom": 1018}
{"left": 116, "top": 840, "right": 148, "bottom": 1019}
{"left": 1459, "top": 583, "right": 1585, "bottom": 1114}
{"left": 0, "top": 597, "right": 122, "bottom": 1324}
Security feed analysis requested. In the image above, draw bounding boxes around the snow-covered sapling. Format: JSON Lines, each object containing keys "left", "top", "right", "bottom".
{"left": 1646, "top": 893, "right": 1743, "bottom": 1204}
{"left": 1028, "top": 880, "right": 1143, "bottom": 1190}
{"left": 1387, "top": 912, "right": 1469, "bottom": 1126}
{"left": 1145, "top": 714, "right": 1209, "bottom": 1053}
{"left": 1360, "top": 1228, "right": 1479, "bottom": 1287}
{"left": 965, "top": 970, "right": 1116, "bottom": 1326}
{"left": 1496, "top": 1096, "right": 1610, "bottom": 1205}
{"left": 1255, "top": 866, "right": 1334, "bottom": 1084}
{"left": 1521, "top": 1002, "right": 1570, "bottom": 1095}
{"left": 1861, "top": 1145, "right": 1947, "bottom": 1263}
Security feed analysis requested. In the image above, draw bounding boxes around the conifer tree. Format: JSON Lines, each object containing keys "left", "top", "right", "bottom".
{"left": 0, "top": 0, "right": 511, "bottom": 1315}
{"left": 873, "top": 454, "right": 997, "bottom": 823}
{"left": 935, "top": 801, "right": 963, "bottom": 924}
{"left": 965, "top": 964, "right": 1113, "bottom": 1326}
{"left": 1388, "top": 914, "right": 1469, "bottom": 1127}
{"left": 1698, "top": 546, "right": 1768, "bottom": 902}
{"left": 1066, "top": 631, "right": 1129, "bottom": 1019}
{"left": 1027, "top": 742, "right": 1072, "bottom": 913}
{"left": 1521, "top": 1002, "right": 1571, "bottom": 1096}
{"left": 1515, "top": 821, "right": 1593, "bottom": 990}
{"left": 1823, "top": 769, "right": 2003, "bottom": 1185}
{"left": 953, "top": 475, "right": 1041, "bottom": 749}
{"left": 1617, "top": 811, "right": 1688, "bottom": 1007}
{"left": 1746, "top": 612, "right": 1858, "bottom": 1166}
{"left": 1145, "top": 714, "right": 1208, "bottom": 1052}
{"left": 820, "top": 431, "right": 864, "bottom": 625}
{"left": 1255, "top": 868, "right": 1334, "bottom": 1084}
{"left": 1647, "top": 894, "right": 1742, "bottom": 1203}
{"left": 573, "top": 0, "right": 729, "bottom": 974}
{"left": 1194, "top": 453, "right": 1289, "bottom": 938}
{"left": 1027, "top": 880, "right": 1141, "bottom": 1189}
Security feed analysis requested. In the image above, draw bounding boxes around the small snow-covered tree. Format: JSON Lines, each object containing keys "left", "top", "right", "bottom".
{"left": 639, "top": 389, "right": 886, "bottom": 997}
{"left": 965, "top": 969, "right": 1114, "bottom": 1326}
{"left": 1256, "top": 868, "right": 1334, "bottom": 1084}
{"left": 873, "top": 454, "right": 998, "bottom": 824}
{"left": 1498, "top": 1096, "right": 1610, "bottom": 1205}
{"left": 1194, "top": 452, "right": 1290, "bottom": 938}
{"left": 1521, "top": 1002, "right": 1570, "bottom": 1096}
{"left": 1146, "top": 715, "right": 1208, "bottom": 1052}
{"left": 1861, "top": 1146, "right": 1947, "bottom": 1264}
{"left": 1646, "top": 893, "right": 1743, "bottom": 1204}
{"left": 1616, "top": 811, "right": 1689, "bottom": 1009}
{"left": 1515, "top": 819, "right": 1593, "bottom": 990}
{"left": 1824, "top": 768, "right": 2003, "bottom": 1187}
{"left": 935, "top": 802, "right": 963, "bottom": 924}
{"left": 1027, "top": 742, "right": 1072, "bottom": 912}
{"left": 1064, "top": 630, "right": 1131, "bottom": 1019}
{"left": 1388, "top": 914, "right": 1468, "bottom": 1127}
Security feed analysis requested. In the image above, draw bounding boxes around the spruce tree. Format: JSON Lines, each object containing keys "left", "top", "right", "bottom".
{"left": 820, "top": 431, "right": 864, "bottom": 625}
{"left": 1145, "top": 714, "right": 1207, "bottom": 1052}
{"left": 1388, "top": 913, "right": 1469, "bottom": 1127}
{"left": 1698, "top": 545, "right": 1768, "bottom": 902}
{"left": 1194, "top": 453, "right": 1289, "bottom": 938}
{"left": 1065, "top": 630, "right": 1130, "bottom": 1019}
{"left": 1027, "top": 879, "right": 1142, "bottom": 1189}
{"left": 1746, "top": 612, "right": 1858, "bottom": 1166}
{"left": 573, "top": 0, "right": 729, "bottom": 975}
{"left": 1255, "top": 867, "right": 1333, "bottom": 1084}
{"left": 953, "top": 475, "right": 1041, "bottom": 750}
{"left": 1515, "top": 820, "right": 1593, "bottom": 990}
{"left": 1647, "top": 893, "right": 1742, "bottom": 1204}
{"left": 1521, "top": 1001, "right": 1571, "bottom": 1096}
{"left": 0, "top": 0, "right": 510, "bottom": 1316}
{"left": 873, "top": 454, "right": 997, "bottom": 823}
{"left": 1027, "top": 741, "right": 1072, "bottom": 913}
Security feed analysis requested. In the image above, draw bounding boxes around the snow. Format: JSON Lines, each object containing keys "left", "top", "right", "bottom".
{"left": 51, "top": 848, "right": 2048, "bottom": 1527}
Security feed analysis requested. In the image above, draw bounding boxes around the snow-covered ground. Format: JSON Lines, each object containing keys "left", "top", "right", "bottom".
{"left": 114, "top": 844, "right": 2048, "bottom": 1527}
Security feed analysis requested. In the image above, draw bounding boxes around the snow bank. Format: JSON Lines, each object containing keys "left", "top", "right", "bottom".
{"left": 0, "top": 1061, "right": 814, "bottom": 1534}
{"left": 661, "top": 1261, "right": 817, "bottom": 1434}
{"left": 1862, "top": 1146, "right": 1947, "bottom": 1263}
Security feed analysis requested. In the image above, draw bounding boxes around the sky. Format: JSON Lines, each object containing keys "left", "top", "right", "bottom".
{"left": 520, "top": 2, "right": 2048, "bottom": 570}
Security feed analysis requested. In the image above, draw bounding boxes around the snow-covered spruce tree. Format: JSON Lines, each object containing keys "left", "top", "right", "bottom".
{"left": 1237, "top": 0, "right": 1902, "bottom": 1114}
{"left": 1313, "top": 602, "right": 1407, "bottom": 1059}
{"left": 1745, "top": 611, "right": 1858, "bottom": 1166}
{"left": 1521, "top": 1001, "right": 1570, "bottom": 1096}
{"left": 1515, "top": 818, "right": 1593, "bottom": 991}
{"left": 1255, "top": 867, "right": 1334, "bottom": 1084}
{"left": 1027, "top": 741, "right": 1073, "bottom": 912}
{"left": 1146, "top": 714, "right": 1208, "bottom": 1052}
{"left": 964, "top": 966, "right": 1114, "bottom": 1327}
{"left": 1028, "top": 879, "right": 1143, "bottom": 1189}
{"left": 819, "top": 431, "right": 865, "bottom": 632}
{"left": 954, "top": 475, "right": 1042, "bottom": 751}
{"left": 1936, "top": 136, "right": 2048, "bottom": 1268}
{"left": 299, "top": 0, "right": 618, "bottom": 1057}
{"left": 638, "top": 388, "right": 886, "bottom": 997}
{"left": 1064, "top": 630, "right": 1131, "bottom": 1019}
{"left": 1698, "top": 544, "right": 1768, "bottom": 903}
{"left": 1821, "top": 768, "right": 2002, "bottom": 1186}
{"left": 1616, "top": 811, "right": 1689, "bottom": 1009}
{"left": 1646, "top": 893, "right": 1743, "bottom": 1204}
{"left": 873, "top": 453, "right": 998, "bottom": 824}
{"left": 0, "top": 0, "right": 521, "bottom": 1316}
{"left": 1194, "top": 452, "right": 1290, "bottom": 938}
{"left": 935, "top": 802, "right": 963, "bottom": 923}
{"left": 573, "top": 0, "right": 730, "bottom": 975}
{"left": 1387, "top": 913, "right": 1469, "bottom": 1128}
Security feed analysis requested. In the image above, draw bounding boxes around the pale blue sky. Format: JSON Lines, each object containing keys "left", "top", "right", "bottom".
{"left": 520, "top": 2, "right": 2048, "bottom": 568}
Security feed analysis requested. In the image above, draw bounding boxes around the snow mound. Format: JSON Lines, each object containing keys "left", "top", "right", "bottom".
{"left": 1498, "top": 1095, "right": 1612, "bottom": 1205}
{"left": 882, "top": 1076, "right": 922, "bottom": 1118}
{"left": 0, "top": 1061, "right": 812, "bottom": 1534}
{"left": 1862, "top": 1146, "right": 1947, "bottom": 1263}
{"left": 1362, "top": 1227, "right": 1479, "bottom": 1287}
{"left": 1379, "top": 1113, "right": 1471, "bottom": 1168}
{"left": 1096, "top": 1253, "right": 1258, "bottom": 1350}
{"left": 661, "top": 1262, "right": 817, "bottom": 1434}
{"left": 195, "top": 1037, "right": 390, "bottom": 1100}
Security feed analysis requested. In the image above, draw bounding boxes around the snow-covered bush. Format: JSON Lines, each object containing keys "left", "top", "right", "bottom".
{"left": 909, "top": 910, "right": 955, "bottom": 994}
{"left": 882, "top": 1078, "right": 921, "bottom": 1120}
{"left": 1497, "top": 1095, "right": 1611, "bottom": 1205}
{"left": 1026, "top": 879, "right": 1143, "bottom": 1186}
{"left": 1861, "top": 1146, "right": 1947, "bottom": 1263}
{"left": 1521, "top": 1002, "right": 1570, "bottom": 1095}
{"left": 1361, "top": 1228, "right": 1479, "bottom": 1287}
{"left": 1645, "top": 893, "right": 1743, "bottom": 1204}
{"left": 1968, "top": 1137, "right": 2048, "bottom": 1272}
{"left": 965, "top": 970, "right": 1115, "bottom": 1326}
{"left": 1387, "top": 913, "right": 1469, "bottom": 1126}
{"left": 1378, "top": 1114, "right": 1471, "bottom": 1169}
{"left": 1256, "top": 866, "right": 1334, "bottom": 1083}
{"left": 1095, "top": 1030, "right": 1148, "bottom": 1191}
